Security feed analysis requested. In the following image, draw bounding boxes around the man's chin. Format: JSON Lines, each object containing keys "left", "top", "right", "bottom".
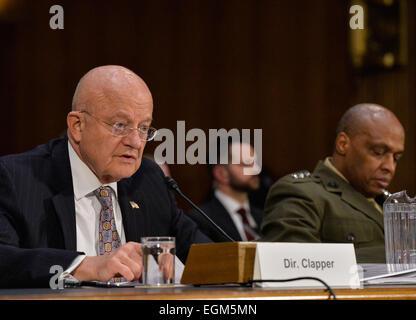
{"left": 231, "top": 184, "right": 259, "bottom": 193}
{"left": 105, "top": 167, "right": 140, "bottom": 182}
{"left": 365, "top": 186, "right": 385, "bottom": 199}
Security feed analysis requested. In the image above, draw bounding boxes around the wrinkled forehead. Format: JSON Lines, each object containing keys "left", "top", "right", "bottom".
{"left": 87, "top": 86, "right": 153, "bottom": 125}
{"left": 355, "top": 115, "right": 405, "bottom": 148}
{"left": 97, "top": 86, "right": 152, "bottom": 110}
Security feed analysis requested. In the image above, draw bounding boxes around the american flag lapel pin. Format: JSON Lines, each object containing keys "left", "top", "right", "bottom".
{"left": 129, "top": 201, "right": 140, "bottom": 209}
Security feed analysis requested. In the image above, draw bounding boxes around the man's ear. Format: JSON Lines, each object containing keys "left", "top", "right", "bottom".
{"left": 335, "top": 132, "right": 350, "bottom": 156}
{"left": 67, "top": 111, "right": 83, "bottom": 143}
{"left": 212, "top": 165, "right": 229, "bottom": 185}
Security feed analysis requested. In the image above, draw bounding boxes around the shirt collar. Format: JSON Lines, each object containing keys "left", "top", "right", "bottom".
{"left": 323, "top": 157, "right": 381, "bottom": 212}
{"left": 323, "top": 157, "right": 349, "bottom": 183}
{"left": 68, "top": 141, "right": 118, "bottom": 200}
{"left": 214, "top": 189, "right": 250, "bottom": 214}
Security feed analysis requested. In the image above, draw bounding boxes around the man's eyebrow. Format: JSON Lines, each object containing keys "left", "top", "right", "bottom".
{"left": 140, "top": 117, "right": 153, "bottom": 124}
{"left": 113, "top": 112, "right": 153, "bottom": 123}
{"left": 112, "top": 111, "right": 131, "bottom": 119}
{"left": 369, "top": 142, "right": 404, "bottom": 154}
{"left": 369, "top": 143, "right": 388, "bottom": 149}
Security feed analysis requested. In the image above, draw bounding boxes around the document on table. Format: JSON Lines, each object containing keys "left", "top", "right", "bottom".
{"left": 360, "top": 263, "right": 416, "bottom": 285}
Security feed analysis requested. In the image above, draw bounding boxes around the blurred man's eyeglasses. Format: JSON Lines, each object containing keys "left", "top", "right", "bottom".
{"left": 78, "top": 110, "right": 157, "bottom": 141}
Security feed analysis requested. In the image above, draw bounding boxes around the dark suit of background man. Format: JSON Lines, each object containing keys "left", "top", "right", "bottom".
{"left": 188, "top": 140, "right": 263, "bottom": 242}
{"left": 0, "top": 65, "right": 211, "bottom": 288}
{"left": 261, "top": 103, "right": 405, "bottom": 263}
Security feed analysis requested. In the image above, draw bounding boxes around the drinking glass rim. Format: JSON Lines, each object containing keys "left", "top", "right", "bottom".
{"left": 141, "top": 236, "right": 175, "bottom": 243}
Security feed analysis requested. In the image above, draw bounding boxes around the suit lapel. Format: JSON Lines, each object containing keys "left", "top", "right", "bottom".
{"left": 50, "top": 138, "right": 77, "bottom": 251}
{"left": 211, "top": 197, "right": 243, "bottom": 241}
{"left": 314, "top": 161, "right": 384, "bottom": 230}
{"left": 52, "top": 190, "right": 77, "bottom": 251}
{"left": 118, "top": 178, "right": 141, "bottom": 243}
{"left": 341, "top": 187, "right": 384, "bottom": 229}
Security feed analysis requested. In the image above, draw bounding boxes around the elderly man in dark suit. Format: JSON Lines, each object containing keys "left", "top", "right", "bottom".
{"left": 261, "top": 104, "right": 405, "bottom": 263}
{"left": 0, "top": 65, "right": 211, "bottom": 287}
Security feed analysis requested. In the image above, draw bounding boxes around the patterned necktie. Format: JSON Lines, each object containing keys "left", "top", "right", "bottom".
{"left": 94, "top": 186, "right": 124, "bottom": 282}
{"left": 236, "top": 208, "right": 257, "bottom": 241}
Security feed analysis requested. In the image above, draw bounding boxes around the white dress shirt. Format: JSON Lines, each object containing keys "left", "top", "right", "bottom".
{"left": 63, "top": 142, "right": 127, "bottom": 276}
{"left": 214, "top": 189, "right": 258, "bottom": 241}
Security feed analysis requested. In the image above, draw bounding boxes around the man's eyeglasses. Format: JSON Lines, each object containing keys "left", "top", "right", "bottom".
{"left": 79, "top": 110, "right": 157, "bottom": 141}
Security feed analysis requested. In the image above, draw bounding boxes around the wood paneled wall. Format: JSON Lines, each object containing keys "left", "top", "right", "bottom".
{"left": 0, "top": 0, "right": 414, "bottom": 206}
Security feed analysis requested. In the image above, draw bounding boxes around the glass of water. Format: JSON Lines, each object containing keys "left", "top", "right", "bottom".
{"left": 384, "top": 191, "right": 416, "bottom": 273}
{"left": 141, "top": 237, "right": 176, "bottom": 286}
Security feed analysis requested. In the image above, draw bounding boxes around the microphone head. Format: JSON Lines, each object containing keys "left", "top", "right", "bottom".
{"left": 165, "top": 176, "right": 179, "bottom": 190}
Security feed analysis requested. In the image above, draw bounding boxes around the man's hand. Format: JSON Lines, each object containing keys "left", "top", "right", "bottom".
{"left": 72, "top": 242, "right": 143, "bottom": 282}
{"left": 158, "top": 252, "right": 174, "bottom": 282}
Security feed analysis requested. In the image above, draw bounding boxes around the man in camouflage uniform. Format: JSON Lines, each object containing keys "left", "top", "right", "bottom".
{"left": 261, "top": 104, "right": 405, "bottom": 263}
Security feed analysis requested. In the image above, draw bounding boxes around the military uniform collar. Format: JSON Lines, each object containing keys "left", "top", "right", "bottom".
{"left": 313, "top": 161, "right": 384, "bottom": 229}
{"left": 323, "top": 157, "right": 349, "bottom": 183}
{"left": 313, "top": 161, "right": 345, "bottom": 193}
{"left": 323, "top": 157, "right": 383, "bottom": 214}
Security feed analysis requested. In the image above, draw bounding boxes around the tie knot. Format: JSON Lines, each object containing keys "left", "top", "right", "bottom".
{"left": 237, "top": 207, "right": 247, "bottom": 217}
{"left": 94, "top": 186, "right": 113, "bottom": 208}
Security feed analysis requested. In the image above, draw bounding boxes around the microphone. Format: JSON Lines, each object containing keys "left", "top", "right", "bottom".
{"left": 165, "top": 176, "right": 235, "bottom": 242}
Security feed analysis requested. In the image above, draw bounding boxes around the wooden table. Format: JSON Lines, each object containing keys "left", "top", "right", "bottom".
{"left": 1, "top": 284, "right": 416, "bottom": 300}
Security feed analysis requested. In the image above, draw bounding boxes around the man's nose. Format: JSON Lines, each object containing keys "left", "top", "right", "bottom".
{"left": 381, "top": 154, "right": 396, "bottom": 175}
{"left": 123, "top": 129, "right": 144, "bottom": 149}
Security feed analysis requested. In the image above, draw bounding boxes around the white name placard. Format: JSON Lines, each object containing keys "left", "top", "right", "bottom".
{"left": 253, "top": 242, "right": 360, "bottom": 289}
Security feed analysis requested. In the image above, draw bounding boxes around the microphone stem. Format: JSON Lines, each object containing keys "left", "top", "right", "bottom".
{"left": 175, "top": 189, "right": 235, "bottom": 242}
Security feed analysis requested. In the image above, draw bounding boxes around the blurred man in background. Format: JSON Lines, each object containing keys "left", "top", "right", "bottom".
{"left": 188, "top": 139, "right": 263, "bottom": 242}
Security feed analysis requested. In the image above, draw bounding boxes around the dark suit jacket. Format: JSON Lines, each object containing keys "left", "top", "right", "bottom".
{"left": 0, "top": 138, "right": 211, "bottom": 288}
{"left": 261, "top": 161, "right": 386, "bottom": 263}
{"left": 187, "top": 195, "right": 263, "bottom": 242}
